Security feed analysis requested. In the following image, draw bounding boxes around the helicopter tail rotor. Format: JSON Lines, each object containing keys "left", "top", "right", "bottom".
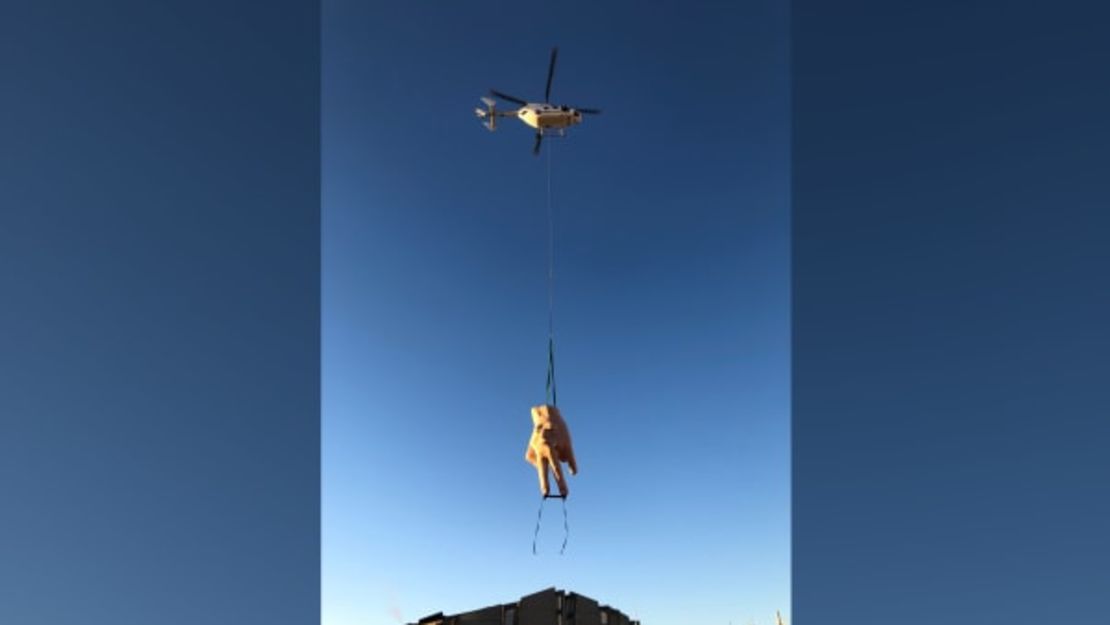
{"left": 475, "top": 96, "right": 499, "bottom": 131}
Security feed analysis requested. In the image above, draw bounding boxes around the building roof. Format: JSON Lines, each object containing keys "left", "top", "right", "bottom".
{"left": 409, "top": 587, "right": 640, "bottom": 625}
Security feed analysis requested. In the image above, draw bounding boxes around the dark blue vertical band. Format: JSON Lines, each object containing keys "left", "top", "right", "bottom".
{"left": 0, "top": 2, "right": 320, "bottom": 623}
{"left": 794, "top": 1, "right": 1110, "bottom": 623}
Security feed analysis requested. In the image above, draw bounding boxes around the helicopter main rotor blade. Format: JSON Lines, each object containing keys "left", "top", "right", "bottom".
{"left": 489, "top": 89, "right": 528, "bottom": 106}
{"left": 574, "top": 107, "right": 602, "bottom": 115}
{"left": 544, "top": 47, "right": 558, "bottom": 102}
{"left": 533, "top": 132, "right": 543, "bottom": 156}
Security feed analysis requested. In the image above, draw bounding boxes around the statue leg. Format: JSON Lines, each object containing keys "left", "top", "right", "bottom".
{"left": 536, "top": 455, "right": 550, "bottom": 496}
{"left": 549, "top": 453, "right": 568, "bottom": 497}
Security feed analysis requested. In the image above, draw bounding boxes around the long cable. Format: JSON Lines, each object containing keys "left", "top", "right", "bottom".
{"left": 535, "top": 142, "right": 569, "bottom": 556}
{"left": 548, "top": 144, "right": 568, "bottom": 556}
{"left": 544, "top": 139, "right": 557, "bottom": 407}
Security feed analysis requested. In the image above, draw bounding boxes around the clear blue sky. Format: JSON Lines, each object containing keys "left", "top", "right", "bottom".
{"left": 322, "top": 2, "right": 789, "bottom": 624}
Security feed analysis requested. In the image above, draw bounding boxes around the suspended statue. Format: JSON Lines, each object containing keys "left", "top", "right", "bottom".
{"left": 525, "top": 404, "right": 577, "bottom": 498}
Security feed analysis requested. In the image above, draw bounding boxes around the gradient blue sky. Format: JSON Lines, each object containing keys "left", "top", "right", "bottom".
{"left": 322, "top": 2, "right": 789, "bottom": 624}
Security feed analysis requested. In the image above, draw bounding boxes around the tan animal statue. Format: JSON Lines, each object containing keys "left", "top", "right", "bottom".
{"left": 525, "top": 404, "right": 578, "bottom": 497}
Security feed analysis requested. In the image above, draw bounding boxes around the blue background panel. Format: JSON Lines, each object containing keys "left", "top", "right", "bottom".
{"left": 0, "top": 2, "right": 321, "bottom": 624}
{"left": 793, "top": 1, "right": 1110, "bottom": 623}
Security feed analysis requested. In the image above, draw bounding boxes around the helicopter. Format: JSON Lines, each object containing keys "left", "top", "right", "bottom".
{"left": 475, "top": 46, "right": 601, "bottom": 155}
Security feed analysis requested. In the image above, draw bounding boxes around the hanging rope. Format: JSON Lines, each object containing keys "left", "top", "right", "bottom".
{"left": 544, "top": 141, "right": 557, "bottom": 407}
{"left": 532, "top": 494, "right": 569, "bottom": 556}
{"left": 545, "top": 337, "right": 557, "bottom": 407}
{"left": 532, "top": 497, "right": 543, "bottom": 555}
{"left": 560, "top": 495, "right": 569, "bottom": 554}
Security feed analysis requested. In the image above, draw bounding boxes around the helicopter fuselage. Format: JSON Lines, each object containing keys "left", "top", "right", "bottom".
{"left": 515, "top": 103, "right": 583, "bottom": 131}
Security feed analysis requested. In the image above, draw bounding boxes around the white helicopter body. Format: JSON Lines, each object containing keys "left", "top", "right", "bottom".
{"left": 516, "top": 103, "right": 584, "bottom": 131}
